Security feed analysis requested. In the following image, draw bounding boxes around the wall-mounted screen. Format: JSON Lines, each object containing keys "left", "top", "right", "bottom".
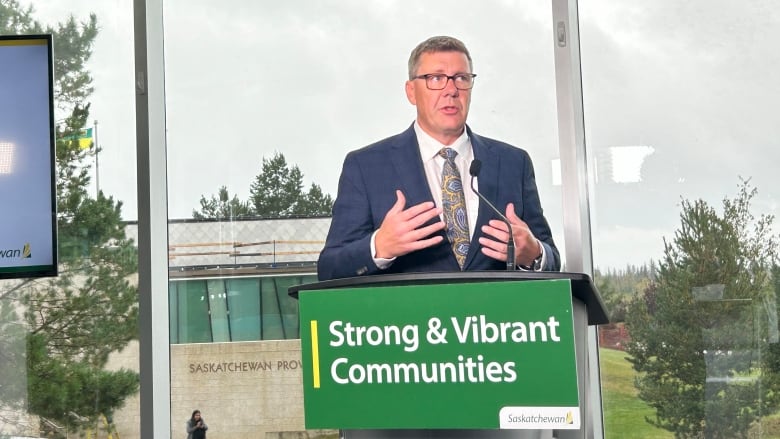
{"left": 0, "top": 34, "right": 57, "bottom": 279}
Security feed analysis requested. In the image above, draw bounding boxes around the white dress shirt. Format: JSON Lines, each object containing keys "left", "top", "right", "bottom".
{"left": 414, "top": 122, "right": 480, "bottom": 239}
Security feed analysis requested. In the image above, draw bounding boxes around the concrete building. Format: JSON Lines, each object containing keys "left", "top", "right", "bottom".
{"left": 117, "top": 217, "right": 334, "bottom": 439}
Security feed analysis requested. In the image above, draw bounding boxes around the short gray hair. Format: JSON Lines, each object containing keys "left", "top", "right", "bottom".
{"left": 407, "top": 36, "right": 473, "bottom": 80}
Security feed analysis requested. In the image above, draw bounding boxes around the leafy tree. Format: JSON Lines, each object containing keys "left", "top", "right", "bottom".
{"left": 1, "top": 0, "right": 97, "bottom": 106}
{"left": 594, "top": 265, "right": 655, "bottom": 323}
{"left": 296, "top": 182, "right": 334, "bottom": 216}
{"left": 625, "top": 181, "right": 780, "bottom": 438}
{"left": 594, "top": 274, "right": 624, "bottom": 323}
{"left": 194, "top": 151, "right": 333, "bottom": 219}
{"left": 26, "top": 333, "right": 138, "bottom": 431}
{"left": 192, "top": 185, "right": 252, "bottom": 219}
{"left": 0, "top": 2, "right": 138, "bottom": 437}
{"left": 249, "top": 152, "right": 305, "bottom": 216}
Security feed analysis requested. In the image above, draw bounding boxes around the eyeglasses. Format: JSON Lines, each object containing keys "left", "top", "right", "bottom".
{"left": 412, "top": 73, "right": 477, "bottom": 90}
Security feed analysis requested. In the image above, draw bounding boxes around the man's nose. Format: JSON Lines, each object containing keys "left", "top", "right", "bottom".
{"left": 442, "top": 77, "right": 459, "bottom": 96}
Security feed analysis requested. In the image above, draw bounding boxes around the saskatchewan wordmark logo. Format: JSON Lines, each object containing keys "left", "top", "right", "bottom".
{"left": 0, "top": 243, "right": 32, "bottom": 259}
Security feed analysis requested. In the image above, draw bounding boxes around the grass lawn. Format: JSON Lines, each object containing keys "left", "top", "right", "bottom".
{"left": 600, "top": 347, "right": 780, "bottom": 438}
{"left": 600, "top": 347, "right": 673, "bottom": 439}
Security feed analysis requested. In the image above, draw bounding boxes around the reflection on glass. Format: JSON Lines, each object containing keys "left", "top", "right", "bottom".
{"left": 0, "top": 1, "right": 139, "bottom": 438}
{"left": 0, "top": 142, "right": 13, "bottom": 174}
{"left": 581, "top": 1, "right": 780, "bottom": 437}
{"left": 227, "top": 278, "right": 262, "bottom": 341}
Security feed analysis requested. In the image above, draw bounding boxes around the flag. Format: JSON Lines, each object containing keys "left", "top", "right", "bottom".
{"left": 60, "top": 127, "right": 93, "bottom": 149}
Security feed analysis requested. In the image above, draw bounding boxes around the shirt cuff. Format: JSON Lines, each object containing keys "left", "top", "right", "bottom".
{"left": 536, "top": 241, "right": 547, "bottom": 271}
{"left": 370, "top": 230, "right": 395, "bottom": 270}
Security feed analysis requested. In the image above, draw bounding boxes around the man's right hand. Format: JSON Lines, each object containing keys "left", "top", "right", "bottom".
{"left": 374, "top": 190, "right": 445, "bottom": 259}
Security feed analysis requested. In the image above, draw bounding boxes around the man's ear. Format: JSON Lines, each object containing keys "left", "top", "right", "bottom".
{"left": 405, "top": 80, "right": 417, "bottom": 105}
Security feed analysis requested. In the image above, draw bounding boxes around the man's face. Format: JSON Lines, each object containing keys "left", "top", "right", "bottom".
{"left": 405, "top": 51, "right": 472, "bottom": 146}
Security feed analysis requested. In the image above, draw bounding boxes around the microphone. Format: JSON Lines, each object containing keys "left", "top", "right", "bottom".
{"left": 469, "top": 160, "right": 515, "bottom": 271}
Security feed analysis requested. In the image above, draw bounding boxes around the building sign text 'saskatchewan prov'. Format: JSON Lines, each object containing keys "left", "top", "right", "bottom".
{"left": 298, "top": 280, "right": 580, "bottom": 430}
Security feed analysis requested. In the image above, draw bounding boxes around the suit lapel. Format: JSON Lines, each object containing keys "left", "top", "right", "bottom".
{"left": 464, "top": 129, "right": 499, "bottom": 269}
{"left": 390, "top": 125, "right": 435, "bottom": 206}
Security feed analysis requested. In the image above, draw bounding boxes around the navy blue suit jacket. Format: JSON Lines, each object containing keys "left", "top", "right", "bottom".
{"left": 317, "top": 124, "right": 560, "bottom": 281}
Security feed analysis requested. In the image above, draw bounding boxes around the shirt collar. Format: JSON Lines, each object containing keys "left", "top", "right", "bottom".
{"left": 413, "top": 121, "right": 470, "bottom": 161}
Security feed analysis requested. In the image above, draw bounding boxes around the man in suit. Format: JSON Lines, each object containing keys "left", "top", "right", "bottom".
{"left": 318, "top": 35, "right": 560, "bottom": 281}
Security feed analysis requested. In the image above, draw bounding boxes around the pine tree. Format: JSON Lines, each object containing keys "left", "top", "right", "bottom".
{"left": 248, "top": 152, "right": 305, "bottom": 216}
{"left": 625, "top": 181, "right": 780, "bottom": 438}
{"left": 295, "top": 182, "right": 334, "bottom": 216}
{"left": 192, "top": 185, "right": 252, "bottom": 220}
{"left": 193, "top": 151, "right": 333, "bottom": 219}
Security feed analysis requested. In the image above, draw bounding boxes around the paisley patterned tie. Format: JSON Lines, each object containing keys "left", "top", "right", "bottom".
{"left": 439, "top": 148, "right": 470, "bottom": 269}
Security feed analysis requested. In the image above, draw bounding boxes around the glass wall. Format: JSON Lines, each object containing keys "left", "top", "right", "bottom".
{"left": 0, "top": 1, "right": 140, "bottom": 438}
{"left": 161, "top": 0, "right": 564, "bottom": 250}
{"left": 161, "top": 1, "right": 566, "bottom": 437}
{"left": 580, "top": 1, "right": 780, "bottom": 437}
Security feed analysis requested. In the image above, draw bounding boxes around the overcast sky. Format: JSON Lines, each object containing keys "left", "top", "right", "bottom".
{"left": 26, "top": 0, "right": 780, "bottom": 271}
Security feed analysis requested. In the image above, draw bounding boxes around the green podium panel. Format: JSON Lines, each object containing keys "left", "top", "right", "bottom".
{"left": 298, "top": 279, "right": 580, "bottom": 430}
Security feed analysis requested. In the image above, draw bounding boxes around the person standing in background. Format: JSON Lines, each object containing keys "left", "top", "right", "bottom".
{"left": 186, "top": 409, "right": 208, "bottom": 439}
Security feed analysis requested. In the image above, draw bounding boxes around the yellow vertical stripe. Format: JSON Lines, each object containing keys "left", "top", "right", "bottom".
{"left": 310, "top": 320, "right": 321, "bottom": 388}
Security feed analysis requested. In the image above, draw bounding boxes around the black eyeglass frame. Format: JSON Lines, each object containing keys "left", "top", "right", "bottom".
{"left": 411, "top": 73, "right": 478, "bottom": 90}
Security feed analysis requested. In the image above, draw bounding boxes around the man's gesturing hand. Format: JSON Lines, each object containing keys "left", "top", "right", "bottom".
{"left": 374, "top": 190, "right": 445, "bottom": 259}
{"left": 478, "top": 202, "right": 542, "bottom": 266}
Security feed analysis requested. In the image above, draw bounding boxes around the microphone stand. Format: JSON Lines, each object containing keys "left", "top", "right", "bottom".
{"left": 469, "top": 160, "right": 515, "bottom": 271}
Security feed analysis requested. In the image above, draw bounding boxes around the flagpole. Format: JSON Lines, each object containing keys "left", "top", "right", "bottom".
{"left": 94, "top": 119, "right": 99, "bottom": 198}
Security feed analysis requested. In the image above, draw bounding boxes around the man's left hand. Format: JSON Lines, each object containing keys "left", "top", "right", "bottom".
{"left": 478, "top": 202, "right": 542, "bottom": 267}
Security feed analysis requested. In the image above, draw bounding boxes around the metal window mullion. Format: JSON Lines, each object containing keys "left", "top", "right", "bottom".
{"left": 134, "top": 0, "right": 171, "bottom": 437}
{"left": 551, "top": 0, "right": 603, "bottom": 438}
